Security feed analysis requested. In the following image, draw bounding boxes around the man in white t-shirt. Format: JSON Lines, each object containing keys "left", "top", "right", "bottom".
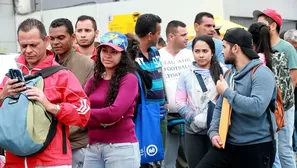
{"left": 160, "top": 20, "right": 193, "bottom": 168}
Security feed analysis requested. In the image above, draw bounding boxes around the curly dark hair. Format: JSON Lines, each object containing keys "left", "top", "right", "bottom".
{"left": 125, "top": 33, "right": 139, "bottom": 60}
{"left": 87, "top": 46, "right": 136, "bottom": 106}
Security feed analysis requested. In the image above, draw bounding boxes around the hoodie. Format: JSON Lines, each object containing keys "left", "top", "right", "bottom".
{"left": 208, "top": 59, "right": 277, "bottom": 145}
{"left": 176, "top": 63, "right": 220, "bottom": 134}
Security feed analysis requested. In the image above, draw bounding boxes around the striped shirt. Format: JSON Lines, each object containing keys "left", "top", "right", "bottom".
{"left": 135, "top": 46, "right": 165, "bottom": 105}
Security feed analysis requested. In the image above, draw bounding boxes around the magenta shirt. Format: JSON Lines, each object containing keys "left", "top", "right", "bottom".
{"left": 84, "top": 73, "right": 139, "bottom": 144}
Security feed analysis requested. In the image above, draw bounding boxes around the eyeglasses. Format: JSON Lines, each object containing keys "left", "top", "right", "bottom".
{"left": 101, "top": 35, "right": 124, "bottom": 47}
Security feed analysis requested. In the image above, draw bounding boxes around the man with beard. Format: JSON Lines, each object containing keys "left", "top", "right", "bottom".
{"left": 197, "top": 28, "right": 276, "bottom": 168}
{"left": 49, "top": 18, "right": 94, "bottom": 168}
{"left": 75, "top": 15, "right": 99, "bottom": 61}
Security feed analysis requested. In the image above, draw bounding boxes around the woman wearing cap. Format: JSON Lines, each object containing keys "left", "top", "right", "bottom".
{"left": 83, "top": 32, "right": 140, "bottom": 168}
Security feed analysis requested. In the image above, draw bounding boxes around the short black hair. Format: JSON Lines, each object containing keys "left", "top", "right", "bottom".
{"left": 75, "top": 15, "right": 97, "bottom": 30}
{"left": 215, "top": 29, "right": 221, "bottom": 35}
{"left": 194, "top": 12, "right": 214, "bottom": 24}
{"left": 50, "top": 18, "right": 74, "bottom": 35}
{"left": 279, "top": 30, "right": 287, "bottom": 39}
{"left": 166, "top": 20, "right": 186, "bottom": 37}
{"left": 158, "top": 37, "right": 166, "bottom": 47}
{"left": 135, "top": 13, "right": 162, "bottom": 38}
{"left": 259, "top": 14, "right": 281, "bottom": 33}
{"left": 17, "top": 18, "right": 47, "bottom": 40}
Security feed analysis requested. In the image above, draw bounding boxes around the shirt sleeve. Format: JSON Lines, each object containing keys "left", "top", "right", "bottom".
{"left": 176, "top": 72, "right": 195, "bottom": 124}
{"left": 90, "top": 73, "right": 138, "bottom": 123}
{"left": 55, "top": 71, "right": 91, "bottom": 127}
{"left": 84, "top": 76, "right": 94, "bottom": 94}
{"left": 286, "top": 45, "right": 297, "bottom": 70}
{"left": 214, "top": 39, "right": 225, "bottom": 65}
{"left": 222, "top": 67, "right": 275, "bottom": 117}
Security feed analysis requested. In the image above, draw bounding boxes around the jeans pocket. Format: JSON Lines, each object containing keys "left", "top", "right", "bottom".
{"left": 112, "top": 143, "right": 133, "bottom": 149}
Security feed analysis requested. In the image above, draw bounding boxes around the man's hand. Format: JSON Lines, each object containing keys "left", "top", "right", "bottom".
{"left": 25, "top": 86, "right": 59, "bottom": 115}
{"left": 25, "top": 86, "right": 48, "bottom": 104}
{"left": 216, "top": 75, "right": 228, "bottom": 95}
{"left": 211, "top": 135, "right": 223, "bottom": 149}
{"left": 0, "top": 78, "right": 26, "bottom": 100}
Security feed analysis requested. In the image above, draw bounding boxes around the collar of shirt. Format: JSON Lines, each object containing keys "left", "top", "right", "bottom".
{"left": 75, "top": 46, "right": 97, "bottom": 62}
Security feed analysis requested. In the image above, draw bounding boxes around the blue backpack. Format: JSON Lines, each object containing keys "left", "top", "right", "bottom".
{"left": 0, "top": 66, "right": 67, "bottom": 157}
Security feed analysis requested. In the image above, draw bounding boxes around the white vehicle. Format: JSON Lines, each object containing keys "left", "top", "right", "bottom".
{"left": 0, "top": 53, "right": 19, "bottom": 82}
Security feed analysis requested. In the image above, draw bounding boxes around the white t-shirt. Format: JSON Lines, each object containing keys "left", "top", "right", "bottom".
{"left": 159, "top": 48, "right": 194, "bottom": 112}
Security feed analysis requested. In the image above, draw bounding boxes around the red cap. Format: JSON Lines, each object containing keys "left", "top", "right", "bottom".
{"left": 253, "top": 9, "right": 283, "bottom": 27}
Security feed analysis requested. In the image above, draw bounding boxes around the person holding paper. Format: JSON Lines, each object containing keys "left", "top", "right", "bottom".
{"left": 197, "top": 28, "right": 277, "bottom": 168}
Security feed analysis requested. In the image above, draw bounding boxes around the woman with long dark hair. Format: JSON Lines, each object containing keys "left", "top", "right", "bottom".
{"left": 83, "top": 32, "right": 140, "bottom": 168}
{"left": 176, "top": 35, "right": 223, "bottom": 168}
{"left": 248, "top": 22, "right": 273, "bottom": 69}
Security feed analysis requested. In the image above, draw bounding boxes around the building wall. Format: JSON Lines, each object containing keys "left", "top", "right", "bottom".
{"left": 12, "top": 0, "right": 297, "bottom": 52}
{"left": 223, "top": 0, "right": 297, "bottom": 20}
{"left": 15, "top": 0, "right": 224, "bottom": 49}
{"left": 0, "top": 0, "right": 17, "bottom": 53}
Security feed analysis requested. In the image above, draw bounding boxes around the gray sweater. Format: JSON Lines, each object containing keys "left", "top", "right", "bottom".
{"left": 208, "top": 59, "right": 277, "bottom": 145}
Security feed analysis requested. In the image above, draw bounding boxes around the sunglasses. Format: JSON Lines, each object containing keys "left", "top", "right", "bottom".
{"left": 101, "top": 35, "right": 124, "bottom": 47}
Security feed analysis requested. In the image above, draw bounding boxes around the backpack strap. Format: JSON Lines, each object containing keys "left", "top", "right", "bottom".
{"left": 38, "top": 66, "right": 67, "bottom": 78}
{"left": 224, "top": 68, "right": 232, "bottom": 78}
{"left": 24, "top": 65, "right": 67, "bottom": 81}
{"left": 193, "top": 71, "right": 208, "bottom": 92}
{"left": 250, "top": 64, "right": 262, "bottom": 79}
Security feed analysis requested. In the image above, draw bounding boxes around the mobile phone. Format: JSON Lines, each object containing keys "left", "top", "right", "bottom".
{"left": 8, "top": 69, "right": 25, "bottom": 83}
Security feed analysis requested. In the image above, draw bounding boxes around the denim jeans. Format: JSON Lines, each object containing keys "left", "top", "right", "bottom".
{"left": 72, "top": 148, "right": 86, "bottom": 168}
{"left": 161, "top": 131, "right": 187, "bottom": 168}
{"left": 273, "top": 106, "right": 296, "bottom": 168}
{"left": 83, "top": 142, "right": 140, "bottom": 168}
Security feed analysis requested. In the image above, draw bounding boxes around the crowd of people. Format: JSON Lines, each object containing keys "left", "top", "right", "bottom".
{"left": 0, "top": 7, "right": 297, "bottom": 168}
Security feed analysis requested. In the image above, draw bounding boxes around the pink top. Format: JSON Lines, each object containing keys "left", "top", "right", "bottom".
{"left": 84, "top": 73, "right": 139, "bottom": 144}
{"left": 258, "top": 53, "right": 266, "bottom": 65}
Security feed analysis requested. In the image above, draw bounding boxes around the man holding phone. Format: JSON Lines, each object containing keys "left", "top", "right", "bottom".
{"left": 0, "top": 18, "right": 90, "bottom": 168}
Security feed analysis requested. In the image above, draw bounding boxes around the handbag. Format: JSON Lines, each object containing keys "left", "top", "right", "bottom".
{"left": 167, "top": 113, "right": 185, "bottom": 136}
{"left": 135, "top": 72, "right": 164, "bottom": 164}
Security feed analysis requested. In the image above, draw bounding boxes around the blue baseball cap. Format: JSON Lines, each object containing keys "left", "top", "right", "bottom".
{"left": 99, "top": 32, "right": 128, "bottom": 52}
